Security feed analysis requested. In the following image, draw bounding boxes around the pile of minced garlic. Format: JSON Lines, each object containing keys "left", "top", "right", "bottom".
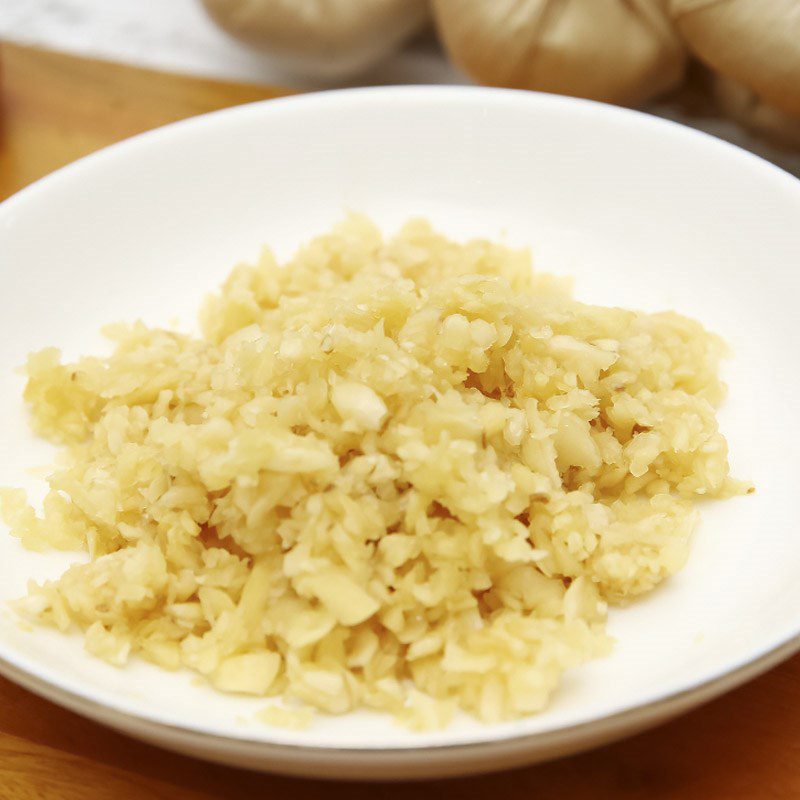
{"left": 0, "top": 216, "right": 747, "bottom": 729}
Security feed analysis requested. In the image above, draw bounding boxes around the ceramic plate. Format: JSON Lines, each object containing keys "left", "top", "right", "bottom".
{"left": 1, "top": 87, "right": 799, "bottom": 780}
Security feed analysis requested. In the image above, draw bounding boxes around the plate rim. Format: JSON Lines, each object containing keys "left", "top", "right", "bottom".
{"left": 0, "top": 632, "right": 798, "bottom": 756}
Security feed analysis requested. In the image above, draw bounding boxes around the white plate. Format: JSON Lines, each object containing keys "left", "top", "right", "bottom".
{"left": 1, "top": 87, "right": 799, "bottom": 781}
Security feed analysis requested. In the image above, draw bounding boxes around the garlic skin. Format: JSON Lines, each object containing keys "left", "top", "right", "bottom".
{"left": 432, "top": 0, "right": 686, "bottom": 106}
{"left": 670, "top": 0, "right": 800, "bottom": 120}
{"left": 201, "top": 0, "right": 429, "bottom": 80}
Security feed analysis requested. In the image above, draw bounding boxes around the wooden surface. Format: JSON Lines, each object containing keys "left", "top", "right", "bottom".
{"left": 0, "top": 41, "right": 799, "bottom": 799}
{"left": 0, "top": 43, "right": 290, "bottom": 199}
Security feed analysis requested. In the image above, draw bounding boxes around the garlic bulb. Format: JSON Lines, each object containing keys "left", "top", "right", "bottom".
{"left": 201, "top": 0, "right": 429, "bottom": 80}
{"left": 669, "top": 0, "right": 800, "bottom": 119}
{"left": 713, "top": 73, "right": 800, "bottom": 150}
{"left": 432, "top": 0, "right": 687, "bottom": 106}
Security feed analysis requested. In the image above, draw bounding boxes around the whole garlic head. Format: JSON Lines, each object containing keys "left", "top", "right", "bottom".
{"left": 670, "top": 0, "right": 800, "bottom": 119}
{"left": 201, "top": 0, "right": 429, "bottom": 80}
{"left": 713, "top": 73, "right": 800, "bottom": 150}
{"left": 432, "top": 0, "right": 687, "bottom": 106}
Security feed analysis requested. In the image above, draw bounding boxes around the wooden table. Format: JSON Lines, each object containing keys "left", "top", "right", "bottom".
{"left": 0, "top": 41, "right": 798, "bottom": 799}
